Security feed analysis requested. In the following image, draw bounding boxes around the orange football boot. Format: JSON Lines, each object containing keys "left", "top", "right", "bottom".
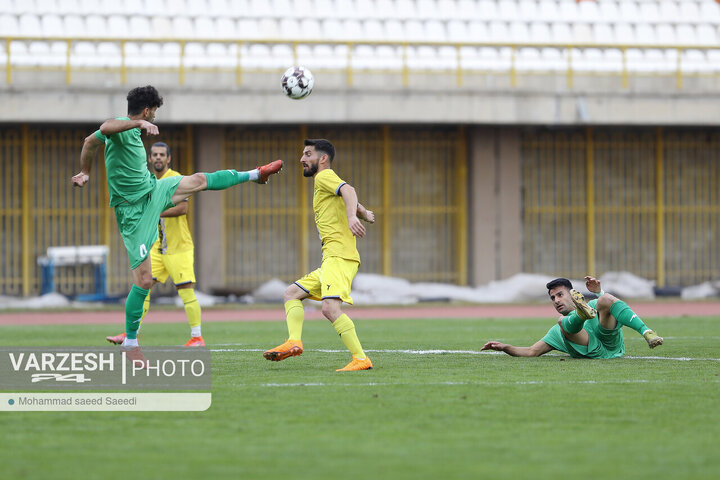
{"left": 263, "top": 339, "right": 303, "bottom": 361}
{"left": 336, "top": 356, "right": 373, "bottom": 372}
{"left": 256, "top": 159, "right": 284, "bottom": 184}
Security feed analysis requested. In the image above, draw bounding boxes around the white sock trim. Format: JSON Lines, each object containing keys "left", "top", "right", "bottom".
{"left": 247, "top": 169, "right": 259, "bottom": 181}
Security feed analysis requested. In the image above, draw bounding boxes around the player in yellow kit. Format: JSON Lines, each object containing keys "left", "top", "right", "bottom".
{"left": 106, "top": 142, "right": 204, "bottom": 346}
{"left": 264, "top": 139, "right": 376, "bottom": 371}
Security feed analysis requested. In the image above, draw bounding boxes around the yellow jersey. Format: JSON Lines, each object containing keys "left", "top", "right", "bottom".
{"left": 313, "top": 168, "right": 360, "bottom": 263}
{"left": 153, "top": 168, "right": 194, "bottom": 255}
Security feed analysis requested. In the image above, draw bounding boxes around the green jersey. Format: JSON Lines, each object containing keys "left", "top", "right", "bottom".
{"left": 541, "top": 299, "right": 625, "bottom": 359}
{"left": 94, "top": 117, "right": 156, "bottom": 207}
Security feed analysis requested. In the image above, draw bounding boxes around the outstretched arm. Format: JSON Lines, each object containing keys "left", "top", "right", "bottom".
{"left": 72, "top": 133, "right": 104, "bottom": 187}
{"left": 481, "top": 339, "right": 553, "bottom": 357}
{"left": 357, "top": 203, "right": 375, "bottom": 223}
{"left": 99, "top": 118, "right": 159, "bottom": 136}
{"left": 339, "top": 183, "right": 366, "bottom": 238}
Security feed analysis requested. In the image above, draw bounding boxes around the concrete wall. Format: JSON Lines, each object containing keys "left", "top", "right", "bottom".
{"left": 2, "top": 78, "right": 720, "bottom": 125}
{"left": 468, "top": 127, "right": 523, "bottom": 286}
{"left": 193, "top": 127, "right": 225, "bottom": 292}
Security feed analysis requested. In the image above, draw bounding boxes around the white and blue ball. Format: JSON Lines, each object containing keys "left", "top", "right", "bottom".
{"left": 281, "top": 66, "right": 314, "bottom": 100}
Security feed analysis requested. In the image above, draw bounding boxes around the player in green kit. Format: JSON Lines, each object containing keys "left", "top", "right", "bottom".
{"left": 72, "top": 86, "right": 283, "bottom": 351}
{"left": 481, "top": 276, "right": 664, "bottom": 358}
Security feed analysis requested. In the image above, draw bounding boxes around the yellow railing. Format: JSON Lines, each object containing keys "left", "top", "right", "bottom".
{"left": 2, "top": 36, "right": 720, "bottom": 89}
{"left": 221, "top": 126, "right": 468, "bottom": 290}
{"left": 522, "top": 128, "right": 720, "bottom": 287}
{"left": 0, "top": 125, "right": 193, "bottom": 297}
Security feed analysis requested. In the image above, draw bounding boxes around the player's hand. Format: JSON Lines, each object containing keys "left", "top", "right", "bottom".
{"left": 481, "top": 341, "right": 506, "bottom": 352}
{"left": 585, "top": 276, "right": 601, "bottom": 294}
{"left": 348, "top": 215, "right": 366, "bottom": 238}
{"left": 138, "top": 120, "right": 159, "bottom": 135}
{"left": 363, "top": 209, "right": 375, "bottom": 224}
{"left": 71, "top": 171, "right": 89, "bottom": 187}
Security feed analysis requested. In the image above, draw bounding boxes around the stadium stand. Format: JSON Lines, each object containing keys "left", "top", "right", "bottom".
{"left": 1, "top": 0, "right": 719, "bottom": 75}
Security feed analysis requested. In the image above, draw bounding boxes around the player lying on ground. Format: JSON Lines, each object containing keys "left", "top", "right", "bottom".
{"left": 106, "top": 142, "right": 205, "bottom": 347}
{"left": 481, "top": 276, "right": 663, "bottom": 358}
{"left": 72, "top": 85, "right": 283, "bottom": 352}
{"left": 263, "top": 139, "right": 376, "bottom": 371}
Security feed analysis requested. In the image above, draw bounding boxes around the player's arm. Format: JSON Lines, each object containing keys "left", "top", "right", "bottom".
{"left": 99, "top": 118, "right": 159, "bottom": 136}
{"left": 584, "top": 276, "right": 602, "bottom": 295}
{"left": 72, "top": 132, "right": 104, "bottom": 187}
{"left": 357, "top": 203, "right": 375, "bottom": 224}
{"left": 481, "top": 339, "right": 553, "bottom": 357}
{"left": 160, "top": 200, "right": 188, "bottom": 218}
{"left": 338, "top": 183, "right": 366, "bottom": 238}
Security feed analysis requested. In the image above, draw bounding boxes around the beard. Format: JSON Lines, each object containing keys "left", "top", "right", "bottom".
{"left": 303, "top": 163, "right": 318, "bottom": 177}
{"left": 153, "top": 162, "right": 165, "bottom": 172}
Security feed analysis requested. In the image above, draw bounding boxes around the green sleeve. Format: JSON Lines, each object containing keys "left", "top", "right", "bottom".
{"left": 94, "top": 130, "right": 107, "bottom": 142}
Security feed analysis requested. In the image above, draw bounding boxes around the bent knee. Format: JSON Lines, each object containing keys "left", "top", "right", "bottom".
{"left": 321, "top": 303, "right": 341, "bottom": 320}
{"left": 284, "top": 284, "right": 305, "bottom": 302}
{"left": 596, "top": 294, "right": 617, "bottom": 312}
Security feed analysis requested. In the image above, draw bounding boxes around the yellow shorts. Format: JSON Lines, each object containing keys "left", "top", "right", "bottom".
{"left": 151, "top": 248, "right": 196, "bottom": 286}
{"left": 295, "top": 257, "right": 359, "bottom": 304}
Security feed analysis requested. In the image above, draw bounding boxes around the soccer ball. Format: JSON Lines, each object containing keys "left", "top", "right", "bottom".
{"left": 281, "top": 66, "right": 314, "bottom": 100}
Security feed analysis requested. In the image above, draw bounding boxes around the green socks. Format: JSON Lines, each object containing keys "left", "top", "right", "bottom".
{"left": 204, "top": 169, "right": 250, "bottom": 190}
{"left": 285, "top": 299, "right": 304, "bottom": 340}
{"left": 125, "top": 284, "right": 149, "bottom": 340}
{"left": 610, "top": 300, "right": 650, "bottom": 335}
{"left": 560, "top": 311, "right": 586, "bottom": 334}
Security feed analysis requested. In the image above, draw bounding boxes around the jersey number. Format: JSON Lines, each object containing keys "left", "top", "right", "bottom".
{"left": 139, "top": 244, "right": 147, "bottom": 257}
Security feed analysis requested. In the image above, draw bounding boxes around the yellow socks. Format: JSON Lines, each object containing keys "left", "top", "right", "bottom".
{"left": 178, "top": 288, "right": 202, "bottom": 336}
{"left": 333, "top": 314, "right": 366, "bottom": 359}
{"left": 285, "top": 299, "right": 304, "bottom": 340}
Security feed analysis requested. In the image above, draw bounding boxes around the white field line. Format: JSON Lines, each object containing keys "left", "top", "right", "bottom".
{"left": 209, "top": 347, "right": 720, "bottom": 362}
{"left": 256, "top": 379, "right": 720, "bottom": 388}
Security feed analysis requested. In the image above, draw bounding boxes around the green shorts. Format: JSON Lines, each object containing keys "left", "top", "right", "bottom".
{"left": 541, "top": 320, "right": 625, "bottom": 359}
{"left": 114, "top": 176, "right": 183, "bottom": 269}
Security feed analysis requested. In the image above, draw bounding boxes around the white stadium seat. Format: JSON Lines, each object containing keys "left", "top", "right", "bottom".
{"left": 315, "top": 0, "right": 337, "bottom": 18}
{"left": 194, "top": 17, "right": 217, "bottom": 38}
{"left": 405, "top": 20, "right": 425, "bottom": 42}
{"left": 151, "top": 17, "right": 173, "bottom": 39}
{"left": 700, "top": 1, "right": 720, "bottom": 23}
{"left": 618, "top": 2, "right": 641, "bottom": 24}
{"left": 0, "top": 14, "right": 21, "bottom": 37}
{"left": 63, "top": 15, "right": 85, "bottom": 37}
{"left": 298, "top": 18, "right": 321, "bottom": 40}
{"left": 129, "top": 16, "right": 152, "bottom": 38}
{"left": 108, "top": 16, "right": 130, "bottom": 38}
{"left": 363, "top": 19, "right": 384, "bottom": 41}
{"left": 6, "top": 0, "right": 720, "bottom": 76}
{"left": 172, "top": 17, "right": 195, "bottom": 39}
{"left": 216, "top": 18, "right": 237, "bottom": 39}
{"left": 447, "top": 20, "right": 469, "bottom": 43}
{"left": 467, "top": 20, "right": 489, "bottom": 43}
{"left": 85, "top": 15, "right": 107, "bottom": 38}
{"left": 19, "top": 14, "right": 43, "bottom": 37}
{"left": 41, "top": 14, "right": 63, "bottom": 37}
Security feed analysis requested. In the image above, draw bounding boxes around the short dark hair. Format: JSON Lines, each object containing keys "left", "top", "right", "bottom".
{"left": 127, "top": 85, "right": 163, "bottom": 116}
{"left": 304, "top": 138, "right": 335, "bottom": 163}
{"left": 546, "top": 278, "right": 573, "bottom": 292}
{"left": 150, "top": 142, "right": 170, "bottom": 157}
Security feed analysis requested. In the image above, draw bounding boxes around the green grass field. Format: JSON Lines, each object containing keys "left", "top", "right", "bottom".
{"left": 2, "top": 315, "right": 719, "bottom": 480}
